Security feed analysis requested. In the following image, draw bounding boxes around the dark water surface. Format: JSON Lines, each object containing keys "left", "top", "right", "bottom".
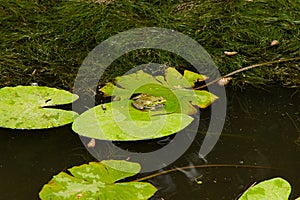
{"left": 0, "top": 86, "right": 299, "bottom": 200}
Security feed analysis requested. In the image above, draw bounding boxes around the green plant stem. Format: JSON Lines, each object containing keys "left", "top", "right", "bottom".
{"left": 195, "top": 57, "right": 300, "bottom": 89}
{"left": 134, "top": 164, "right": 276, "bottom": 182}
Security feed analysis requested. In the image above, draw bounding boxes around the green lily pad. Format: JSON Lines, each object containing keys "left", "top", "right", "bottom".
{"left": 89, "top": 68, "right": 216, "bottom": 140}
{"left": 238, "top": 177, "right": 291, "bottom": 200}
{"left": 100, "top": 68, "right": 217, "bottom": 115}
{"left": 0, "top": 86, "right": 79, "bottom": 129}
{"left": 39, "top": 160, "right": 157, "bottom": 200}
{"left": 183, "top": 70, "right": 208, "bottom": 87}
{"left": 72, "top": 100, "right": 194, "bottom": 141}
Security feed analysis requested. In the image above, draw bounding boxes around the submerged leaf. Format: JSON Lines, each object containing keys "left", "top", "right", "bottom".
{"left": 0, "top": 86, "right": 78, "bottom": 129}
{"left": 39, "top": 160, "right": 157, "bottom": 200}
{"left": 238, "top": 177, "right": 291, "bottom": 200}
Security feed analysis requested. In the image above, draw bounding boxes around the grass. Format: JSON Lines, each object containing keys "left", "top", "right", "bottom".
{"left": 0, "top": 0, "right": 299, "bottom": 91}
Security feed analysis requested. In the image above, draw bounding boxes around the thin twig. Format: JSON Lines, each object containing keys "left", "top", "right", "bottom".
{"left": 286, "top": 112, "right": 300, "bottom": 133}
{"left": 195, "top": 57, "right": 300, "bottom": 89}
{"left": 133, "top": 164, "right": 276, "bottom": 182}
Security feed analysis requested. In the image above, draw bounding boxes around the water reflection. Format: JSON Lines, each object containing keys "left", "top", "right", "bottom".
{"left": 0, "top": 86, "right": 299, "bottom": 199}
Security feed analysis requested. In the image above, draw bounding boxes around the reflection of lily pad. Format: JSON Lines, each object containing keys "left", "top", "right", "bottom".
{"left": 238, "top": 177, "right": 291, "bottom": 200}
{"left": 100, "top": 68, "right": 217, "bottom": 115}
{"left": 0, "top": 86, "right": 79, "bottom": 129}
{"left": 72, "top": 100, "right": 194, "bottom": 141}
{"left": 39, "top": 160, "right": 157, "bottom": 200}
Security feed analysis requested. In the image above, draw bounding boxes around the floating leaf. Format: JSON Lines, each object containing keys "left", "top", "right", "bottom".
{"left": 183, "top": 70, "right": 208, "bottom": 87}
{"left": 0, "top": 86, "right": 78, "bottom": 129}
{"left": 238, "top": 177, "right": 291, "bottom": 200}
{"left": 72, "top": 100, "right": 194, "bottom": 141}
{"left": 39, "top": 160, "right": 157, "bottom": 200}
{"left": 164, "top": 67, "right": 192, "bottom": 89}
{"left": 94, "top": 68, "right": 217, "bottom": 140}
{"left": 100, "top": 68, "right": 217, "bottom": 114}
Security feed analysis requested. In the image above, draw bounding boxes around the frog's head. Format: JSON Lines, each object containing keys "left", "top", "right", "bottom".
{"left": 155, "top": 96, "right": 167, "bottom": 105}
{"left": 132, "top": 93, "right": 166, "bottom": 110}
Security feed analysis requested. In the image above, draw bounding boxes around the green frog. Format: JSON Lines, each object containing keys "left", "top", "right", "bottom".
{"left": 132, "top": 93, "right": 166, "bottom": 110}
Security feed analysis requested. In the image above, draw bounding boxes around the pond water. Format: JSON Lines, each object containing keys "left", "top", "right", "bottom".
{"left": 0, "top": 86, "right": 299, "bottom": 200}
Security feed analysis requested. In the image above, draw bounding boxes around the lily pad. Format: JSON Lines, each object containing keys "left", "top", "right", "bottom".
{"left": 72, "top": 100, "right": 194, "bottom": 141}
{"left": 39, "top": 160, "right": 157, "bottom": 200}
{"left": 100, "top": 68, "right": 217, "bottom": 115}
{"left": 238, "top": 177, "right": 291, "bottom": 200}
{"left": 183, "top": 69, "right": 208, "bottom": 87}
{"left": 86, "top": 68, "right": 216, "bottom": 140}
{"left": 0, "top": 86, "right": 79, "bottom": 129}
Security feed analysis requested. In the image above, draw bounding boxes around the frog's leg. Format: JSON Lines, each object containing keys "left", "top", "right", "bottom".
{"left": 132, "top": 101, "right": 144, "bottom": 110}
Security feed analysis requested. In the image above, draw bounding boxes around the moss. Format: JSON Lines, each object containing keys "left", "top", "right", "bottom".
{"left": 0, "top": 0, "right": 299, "bottom": 91}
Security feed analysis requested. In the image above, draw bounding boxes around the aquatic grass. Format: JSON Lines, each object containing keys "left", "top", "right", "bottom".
{"left": 0, "top": 0, "right": 299, "bottom": 91}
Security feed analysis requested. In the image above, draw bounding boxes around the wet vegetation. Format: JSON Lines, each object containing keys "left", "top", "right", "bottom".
{"left": 1, "top": 2, "right": 299, "bottom": 198}
{"left": 1, "top": 0, "right": 299, "bottom": 90}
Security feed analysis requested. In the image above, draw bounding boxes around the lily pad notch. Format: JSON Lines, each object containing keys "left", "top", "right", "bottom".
{"left": 0, "top": 86, "right": 79, "bottom": 129}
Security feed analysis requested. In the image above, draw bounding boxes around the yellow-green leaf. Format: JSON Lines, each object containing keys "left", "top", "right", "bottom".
{"left": 39, "top": 160, "right": 157, "bottom": 200}
{"left": 0, "top": 86, "right": 78, "bottom": 129}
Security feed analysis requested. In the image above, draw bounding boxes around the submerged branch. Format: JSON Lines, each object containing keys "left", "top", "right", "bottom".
{"left": 134, "top": 164, "right": 276, "bottom": 182}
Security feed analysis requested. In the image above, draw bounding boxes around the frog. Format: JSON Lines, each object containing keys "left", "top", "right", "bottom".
{"left": 132, "top": 93, "right": 166, "bottom": 110}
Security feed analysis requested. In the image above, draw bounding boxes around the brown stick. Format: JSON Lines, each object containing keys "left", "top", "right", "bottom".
{"left": 194, "top": 57, "right": 300, "bottom": 90}
{"left": 133, "top": 164, "right": 276, "bottom": 182}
